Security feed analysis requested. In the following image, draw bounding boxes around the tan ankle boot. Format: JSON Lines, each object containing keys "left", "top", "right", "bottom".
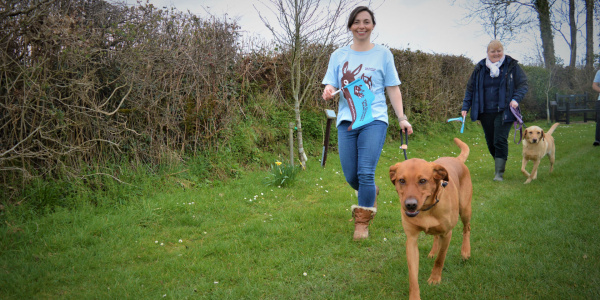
{"left": 351, "top": 205, "right": 377, "bottom": 240}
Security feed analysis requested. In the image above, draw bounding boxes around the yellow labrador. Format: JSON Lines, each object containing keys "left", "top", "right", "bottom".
{"left": 521, "top": 123, "right": 559, "bottom": 184}
{"left": 389, "top": 138, "right": 472, "bottom": 300}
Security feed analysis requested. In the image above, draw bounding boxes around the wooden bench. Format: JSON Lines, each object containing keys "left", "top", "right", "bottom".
{"left": 550, "top": 93, "right": 598, "bottom": 124}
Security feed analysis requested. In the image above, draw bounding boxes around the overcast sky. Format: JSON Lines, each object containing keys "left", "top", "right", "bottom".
{"left": 125, "top": 0, "right": 598, "bottom": 65}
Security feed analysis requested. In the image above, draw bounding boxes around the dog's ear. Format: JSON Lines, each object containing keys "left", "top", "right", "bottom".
{"left": 541, "top": 130, "right": 545, "bottom": 141}
{"left": 432, "top": 163, "right": 449, "bottom": 182}
{"left": 389, "top": 163, "right": 400, "bottom": 184}
{"left": 523, "top": 127, "right": 528, "bottom": 138}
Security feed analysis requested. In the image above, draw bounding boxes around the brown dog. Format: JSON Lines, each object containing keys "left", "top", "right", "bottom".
{"left": 521, "top": 123, "right": 559, "bottom": 184}
{"left": 389, "top": 138, "right": 472, "bottom": 300}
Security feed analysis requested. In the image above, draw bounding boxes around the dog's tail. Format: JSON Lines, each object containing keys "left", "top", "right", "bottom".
{"left": 454, "top": 138, "right": 470, "bottom": 163}
{"left": 547, "top": 122, "right": 559, "bottom": 135}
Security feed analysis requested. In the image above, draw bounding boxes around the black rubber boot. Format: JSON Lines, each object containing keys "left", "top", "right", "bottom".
{"left": 493, "top": 157, "right": 506, "bottom": 181}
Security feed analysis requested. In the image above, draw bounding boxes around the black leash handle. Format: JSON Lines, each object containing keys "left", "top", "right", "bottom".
{"left": 400, "top": 129, "right": 408, "bottom": 160}
{"left": 321, "top": 109, "right": 337, "bottom": 167}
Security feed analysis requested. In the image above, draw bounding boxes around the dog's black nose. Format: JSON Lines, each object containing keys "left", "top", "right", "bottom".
{"left": 405, "top": 198, "right": 418, "bottom": 211}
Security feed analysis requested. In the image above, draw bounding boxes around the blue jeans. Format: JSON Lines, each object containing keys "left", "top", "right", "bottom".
{"left": 337, "top": 120, "right": 388, "bottom": 207}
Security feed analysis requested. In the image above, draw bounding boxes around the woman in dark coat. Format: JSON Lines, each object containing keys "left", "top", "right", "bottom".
{"left": 461, "top": 40, "right": 528, "bottom": 181}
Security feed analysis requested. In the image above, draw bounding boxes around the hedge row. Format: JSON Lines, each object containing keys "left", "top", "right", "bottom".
{"left": 1, "top": 0, "right": 596, "bottom": 195}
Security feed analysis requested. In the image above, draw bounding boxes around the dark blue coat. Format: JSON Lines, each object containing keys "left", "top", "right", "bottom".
{"left": 461, "top": 55, "right": 528, "bottom": 123}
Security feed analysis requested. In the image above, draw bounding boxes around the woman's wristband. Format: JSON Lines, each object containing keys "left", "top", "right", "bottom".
{"left": 398, "top": 114, "right": 408, "bottom": 122}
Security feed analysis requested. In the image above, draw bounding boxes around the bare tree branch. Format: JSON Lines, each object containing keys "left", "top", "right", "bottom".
{"left": 80, "top": 173, "right": 134, "bottom": 186}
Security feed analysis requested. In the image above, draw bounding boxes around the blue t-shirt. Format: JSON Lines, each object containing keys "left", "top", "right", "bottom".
{"left": 322, "top": 44, "right": 401, "bottom": 127}
{"left": 594, "top": 70, "right": 600, "bottom": 100}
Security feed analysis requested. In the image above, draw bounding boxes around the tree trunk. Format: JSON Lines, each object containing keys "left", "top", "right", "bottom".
{"left": 535, "top": 0, "right": 556, "bottom": 68}
{"left": 568, "top": 0, "right": 577, "bottom": 68}
{"left": 291, "top": 5, "right": 307, "bottom": 169}
{"left": 585, "top": 0, "right": 594, "bottom": 69}
{"left": 295, "top": 98, "right": 307, "bottom": 168}
{"left": 292, "top": 62, "right": 307, "bottom": 169}
{"left": 290, "top": 38, "right": 306, "bottom": 168}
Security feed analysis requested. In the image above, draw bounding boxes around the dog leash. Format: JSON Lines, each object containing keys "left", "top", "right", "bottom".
{"left": 510, "top": 106, "right": 524, "bottom": 144}
{"left": 447, "top": 116, "right": 465, "bottom": 133}
{"left": 400, "top": 129, "right": 408, "bottom": 160}
{"left": 321, "top": 109, "right": 337, "bottom": 167}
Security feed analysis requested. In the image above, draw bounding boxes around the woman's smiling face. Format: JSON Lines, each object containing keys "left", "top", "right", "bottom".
{"left": 487, "top": 46, "right": 504, "bottom": 63}
{"left": 350, "top": 11, "right": 374, "bottom": 42}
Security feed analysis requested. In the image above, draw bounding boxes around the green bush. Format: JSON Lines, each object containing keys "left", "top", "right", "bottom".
{"left": 521, "top": 66, "right": 555, "bottom": 121}
{"left": 521, "top": 65, "right": 599, "bottom": 122}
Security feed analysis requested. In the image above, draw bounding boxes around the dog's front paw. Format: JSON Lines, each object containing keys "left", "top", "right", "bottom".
{"left": 408, "top": 293, "right": 421, "bottom": 300}
{"left": 461, "top": 249, "right": 471, "bottom": 260}
{"left": 427, "top": 275, "right": 442, "bottom": 285}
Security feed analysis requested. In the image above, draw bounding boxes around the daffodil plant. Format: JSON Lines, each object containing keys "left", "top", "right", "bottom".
{"left": 264, "top": 161, "right": 300, "bottom": 187}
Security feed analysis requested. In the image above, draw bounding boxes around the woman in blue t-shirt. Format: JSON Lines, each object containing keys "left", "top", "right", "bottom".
{"left": 322, "top": 6, "right": 412, "bottom": 240}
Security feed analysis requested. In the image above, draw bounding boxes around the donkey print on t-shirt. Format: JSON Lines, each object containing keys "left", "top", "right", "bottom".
{"left": 360, "top": 73, "right": 373, "bottom": 90}
{"left": 341, "top": 61, "right": 362, "bottom": 123}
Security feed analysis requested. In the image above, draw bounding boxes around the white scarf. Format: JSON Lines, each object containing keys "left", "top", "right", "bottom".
{"left": 486, "top": 55, "right": 505, "bottom": 78}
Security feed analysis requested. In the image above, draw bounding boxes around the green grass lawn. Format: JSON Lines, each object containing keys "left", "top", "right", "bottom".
{"left": 1, "top": 121, "right": 599, "bottom": 299}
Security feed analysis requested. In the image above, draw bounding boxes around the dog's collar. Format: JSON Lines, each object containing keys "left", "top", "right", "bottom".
{"left": 421, "top": 181, "right": 447, "bottom": 212}
{"left": 420, "top": 198, "right": 439, "bottom": 212}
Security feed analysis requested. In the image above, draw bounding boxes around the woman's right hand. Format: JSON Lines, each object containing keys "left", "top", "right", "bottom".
{"left": 322, "top": 85, "right": 336, "bottom": 100}
{"left": 400, "top": 120, "right": 413, "bottom": 135}
{"left": 461, "top": 110, "right": 467, "bottom": 118}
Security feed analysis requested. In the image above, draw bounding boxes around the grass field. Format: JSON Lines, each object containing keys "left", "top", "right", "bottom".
{"left": 1, "top": 121, "right": 599, "bottom": 299}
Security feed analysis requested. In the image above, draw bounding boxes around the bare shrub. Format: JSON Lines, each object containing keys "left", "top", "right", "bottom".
{"left": 391, "top": 49, "right": 473, "bottom": 131}
{"left": 0, "top": 0, "right": 246, "bottom": 195}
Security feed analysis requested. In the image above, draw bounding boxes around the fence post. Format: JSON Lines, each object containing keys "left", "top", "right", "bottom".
{"left": 289, "top": 122, "right": 295, "bottom": 166}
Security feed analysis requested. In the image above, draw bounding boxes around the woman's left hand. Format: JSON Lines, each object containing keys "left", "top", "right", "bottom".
{"left": 400, "top": 120, "right": 413, "bottom": 135}
{"left": 510, "top": 100, "right": 519, "bottom": 109}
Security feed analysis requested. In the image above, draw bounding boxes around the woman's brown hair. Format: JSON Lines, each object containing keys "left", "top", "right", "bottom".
{"left": 347, "top": 6, "right": 375, "bottom": 30}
